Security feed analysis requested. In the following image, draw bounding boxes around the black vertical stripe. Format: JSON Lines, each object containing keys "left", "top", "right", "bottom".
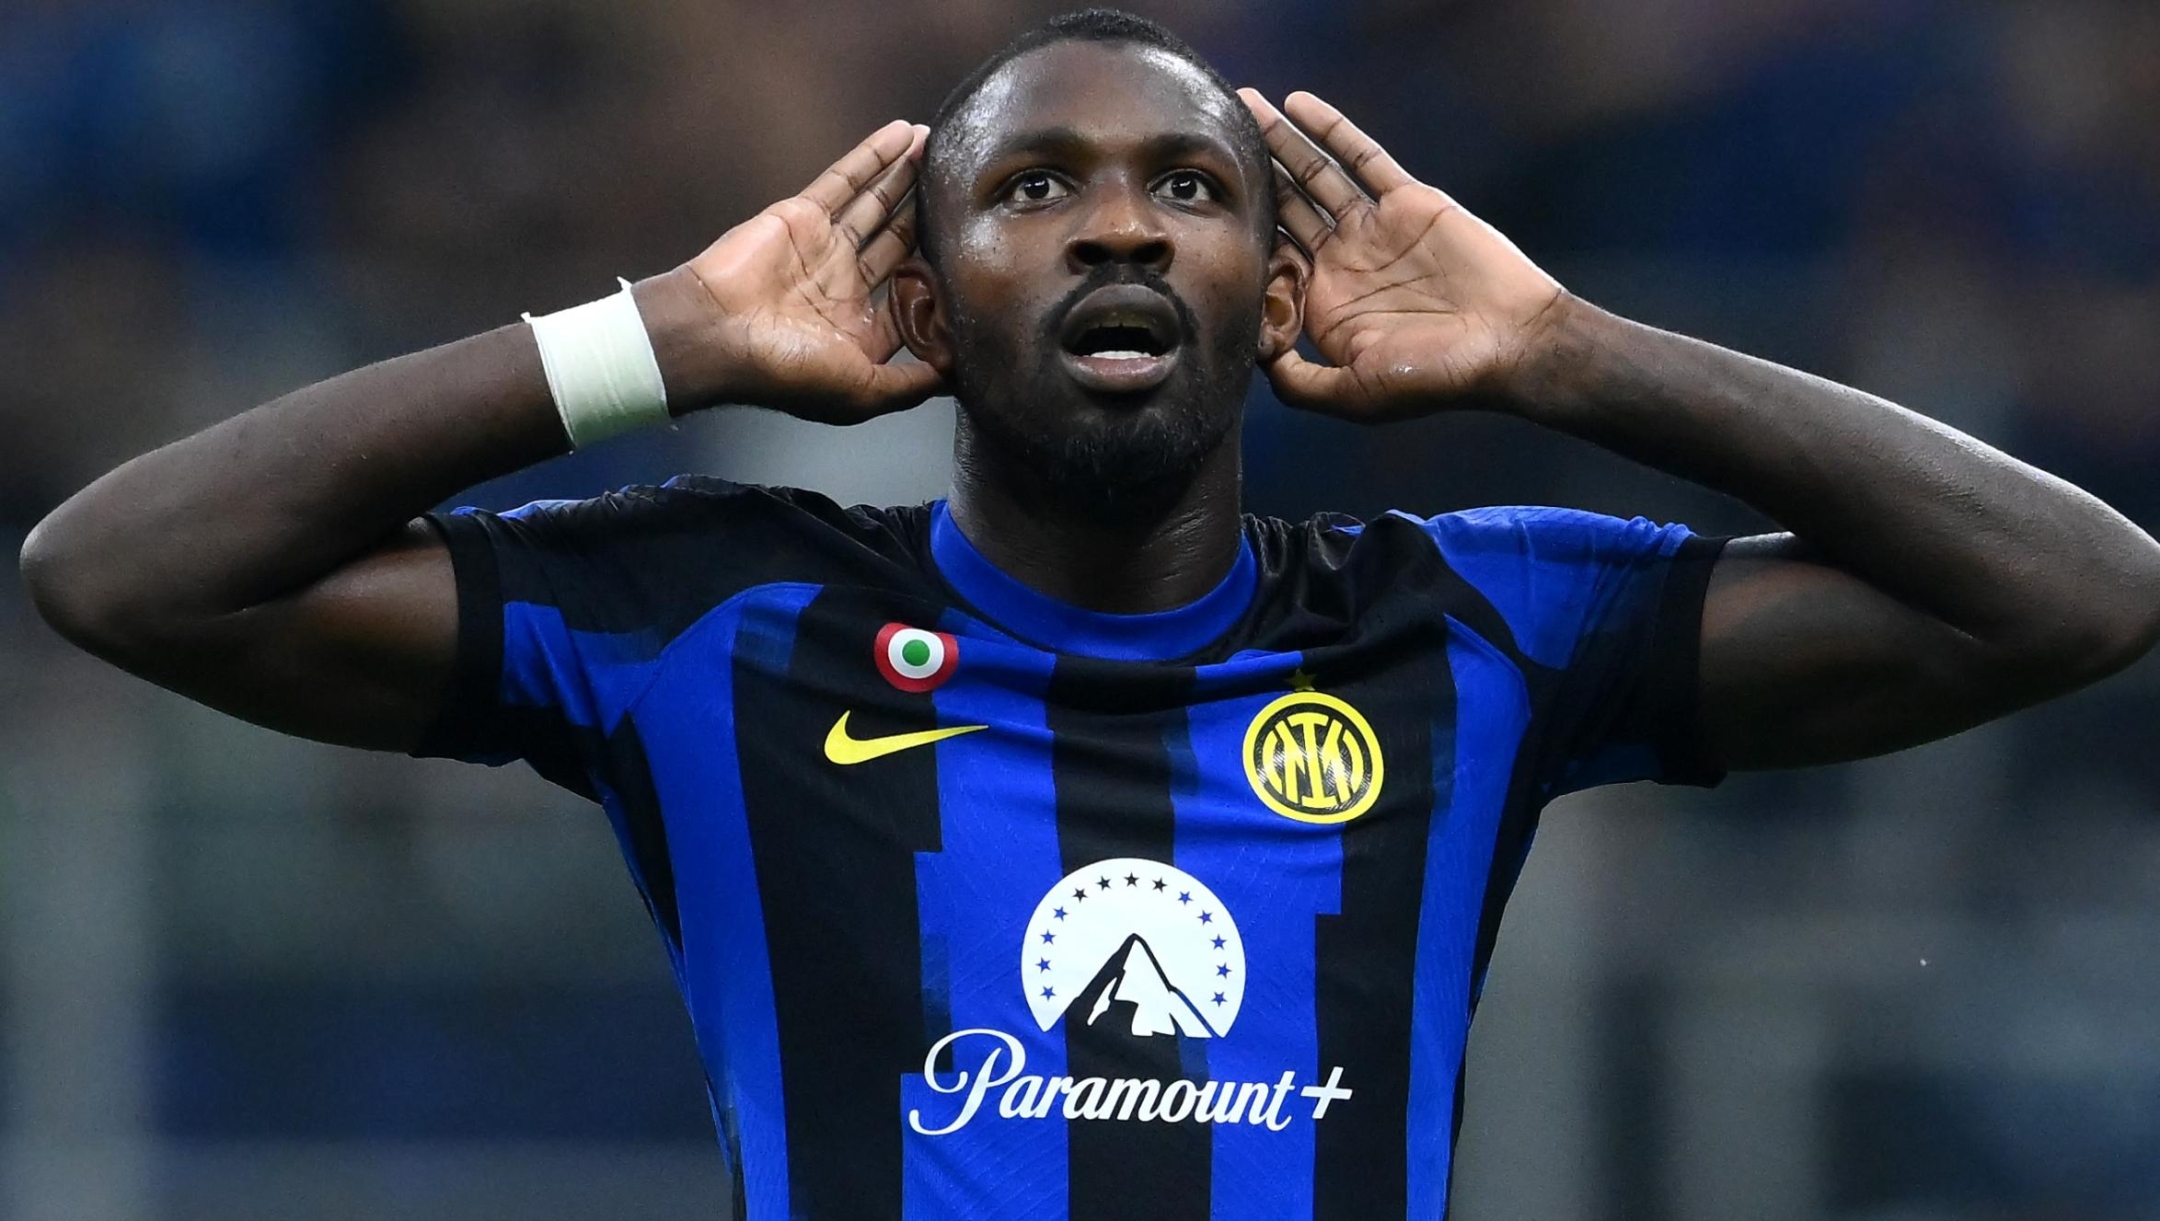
{"left": 1047, "top": 659, "right": 1212, "bottom": 1221}
{"left": 1311, "top": 629, "right": 1450, "bottom": 1220}
{"left": 1442, "top": 1051, "right": 1470, "bottom": 1220}
{"left": 600, "top": 719, "right": 682, "bottom": 953}
{"left": 734, "top": 589, "right": 943, "bottom": 1221}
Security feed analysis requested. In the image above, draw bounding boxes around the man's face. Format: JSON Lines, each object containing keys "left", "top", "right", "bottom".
{"left": 901, "top": 41, "right": 1294, "bottom": 517}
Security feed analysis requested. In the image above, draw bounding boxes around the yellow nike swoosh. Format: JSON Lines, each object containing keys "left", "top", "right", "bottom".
{"left": 823, "top": 711, "right": 988, "bottom": 765}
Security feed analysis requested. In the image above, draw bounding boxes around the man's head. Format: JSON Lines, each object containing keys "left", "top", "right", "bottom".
{"left": 893, "top": 10, "right": 1304, "bottom": 523}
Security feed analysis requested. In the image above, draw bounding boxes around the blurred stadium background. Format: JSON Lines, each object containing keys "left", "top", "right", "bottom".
{"left": 3, "top": 0, "right": 2158, "bottom": 1217}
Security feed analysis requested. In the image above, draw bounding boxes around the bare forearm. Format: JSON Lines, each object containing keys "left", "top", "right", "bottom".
{"left": 1506, "top": 300, "right": 2160, "bottom": 661}
{"left": 17, "top": 121, "right": 931, "bottom": 748}
{"left": 20, "top": 267, "right": 735, "bottom": 636}
{"left": 23, "top": 322, "right": 566, "bottom": 635}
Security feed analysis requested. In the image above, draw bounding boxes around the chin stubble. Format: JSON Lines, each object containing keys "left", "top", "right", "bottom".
{"left": 944, "top": 284, "right": 1259, "bottom": 521}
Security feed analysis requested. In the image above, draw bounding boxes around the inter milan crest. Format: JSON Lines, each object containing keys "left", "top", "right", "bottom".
{"left": 1242, "top": 687, "right": 1385, "bottom": 824}
{"left": 874, "top": 623, "right": 959, "bottom": 692}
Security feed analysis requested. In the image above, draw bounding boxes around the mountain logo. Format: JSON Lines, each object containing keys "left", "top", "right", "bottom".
{"left": 1021, "top": 858, "right": 1245, "bottom": 1038}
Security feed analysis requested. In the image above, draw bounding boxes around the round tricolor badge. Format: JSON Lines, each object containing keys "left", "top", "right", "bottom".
{"left": 875, "top": 623, "right": 959, "bottom": 692}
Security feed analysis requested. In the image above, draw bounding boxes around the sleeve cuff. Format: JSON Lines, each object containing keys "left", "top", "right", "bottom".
{"left": 1645, "top": 532, "right": 1733, "bottom": 788}
{"left": 408, "top": 510, "right": 508, "bottom": 761}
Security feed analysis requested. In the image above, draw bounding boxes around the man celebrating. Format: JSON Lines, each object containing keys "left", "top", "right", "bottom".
{"left": 21, "top": 10, "right": 2160, "bottom": 1219}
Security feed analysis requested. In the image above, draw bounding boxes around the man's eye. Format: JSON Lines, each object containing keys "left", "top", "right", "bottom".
{"left": 1155, "top": 171, "right": 1216, "bottom": 204}
{"left": 1007, "top": 173, "right": 1068, "bottom": 203}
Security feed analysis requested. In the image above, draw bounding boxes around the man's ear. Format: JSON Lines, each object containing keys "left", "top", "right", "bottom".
{"left": 892, "top": 257, "right": 955, "bottom": 377}
{"left": 1257, "top": 240, "right": 1307, "bottom": 363}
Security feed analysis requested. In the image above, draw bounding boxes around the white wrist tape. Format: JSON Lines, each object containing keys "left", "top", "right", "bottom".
{"left": 523, "top": 278, "right": 670, "bottom": 449}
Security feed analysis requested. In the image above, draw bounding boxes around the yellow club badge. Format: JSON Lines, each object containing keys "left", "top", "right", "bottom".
{"left": 1242, "top": 686, "right": 1385, "bottom": 825}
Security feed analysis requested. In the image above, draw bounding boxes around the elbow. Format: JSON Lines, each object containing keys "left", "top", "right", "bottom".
{"left": 19, "top": 506, "right": 157, "bottom": 662}
{"left": 2101, "top": 585, "right": 2160, "bottom": 674}
{"left": 2093, "top": 537, "right": 2160, "bottom": 671}
{"left": 2014, "top": 555, "right": 2160, "bottom": 688}
{"left": 20, "top": 509, "right": 101, "bottom": 649}
{"left": 2059, "top": 613, "right": 2160, "bottom": 686}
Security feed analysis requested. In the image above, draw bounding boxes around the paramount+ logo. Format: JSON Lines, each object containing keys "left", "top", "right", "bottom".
{"left": 904, "top": 861, "right": 1356, "bottom": 1138}
{"left": 1241, "top": 690, "right": 1385, "bottom": 824}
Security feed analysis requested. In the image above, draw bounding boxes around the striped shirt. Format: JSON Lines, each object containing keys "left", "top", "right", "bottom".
{"left": 413, "top": 477, "right": 1730, "bottom": 1220}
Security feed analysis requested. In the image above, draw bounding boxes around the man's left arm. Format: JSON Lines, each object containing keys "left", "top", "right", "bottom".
{"left": 1511, "top": 303, "right": 2160, "bottom": 770}
{"left": 1242, "top": 88, "right": 2160, "bottom": 772}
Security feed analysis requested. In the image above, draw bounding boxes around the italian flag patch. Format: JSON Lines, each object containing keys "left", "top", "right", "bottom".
{"left": 875, "top": 623, "right": 959, "bottom": 693}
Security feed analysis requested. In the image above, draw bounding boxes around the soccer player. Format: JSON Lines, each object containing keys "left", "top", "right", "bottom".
{"left": 19, "top": 9, "right": 2160, "bottom": 1219}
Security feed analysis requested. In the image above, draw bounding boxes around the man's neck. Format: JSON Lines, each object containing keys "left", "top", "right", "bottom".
{"left": 946, "top": 440, "right": 1244, "bottom": 615}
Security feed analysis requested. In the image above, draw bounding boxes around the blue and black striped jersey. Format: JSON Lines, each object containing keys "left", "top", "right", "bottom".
{"left": 412, "top": 476, "right": 1731, "bottom": 1220}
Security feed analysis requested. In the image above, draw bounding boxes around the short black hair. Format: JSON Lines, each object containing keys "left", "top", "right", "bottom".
{"left": 917, "top": 8, "right": 1275, "bottom": 266}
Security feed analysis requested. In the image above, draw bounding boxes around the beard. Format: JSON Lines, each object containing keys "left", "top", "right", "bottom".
{"left": 943, "top": 267, "right": 1262, "bottom": 526}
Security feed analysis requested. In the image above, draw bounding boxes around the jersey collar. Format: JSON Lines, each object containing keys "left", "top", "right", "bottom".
{"left": 928, "top": 500, "right": 1257, "bottom": 662}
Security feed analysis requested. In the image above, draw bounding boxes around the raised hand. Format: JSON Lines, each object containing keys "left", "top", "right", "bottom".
{"left": 652, "top": 120, "right": 943, "bottom": 423}
{"left": 1239, "top": 90, "right": 1567, "bottom": 420}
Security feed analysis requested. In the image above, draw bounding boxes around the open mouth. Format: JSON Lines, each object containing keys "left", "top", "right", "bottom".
{"left": 1057, "top": 284, "right": 1184, "bottom": 394}
{"left": 1067, "top": 317, "right": 1172, "bottom": 360}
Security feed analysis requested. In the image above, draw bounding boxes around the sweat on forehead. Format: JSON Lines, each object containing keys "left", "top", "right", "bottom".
{"left": 917, "top": 17, "right": 1274, "bottom": 259}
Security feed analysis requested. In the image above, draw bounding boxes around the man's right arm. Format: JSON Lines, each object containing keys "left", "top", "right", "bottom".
{"left": 20, "top": 322, "right": 561, "bottom": 751}
{"left": 19, "top": 120, "right": 937, "bottom": 753}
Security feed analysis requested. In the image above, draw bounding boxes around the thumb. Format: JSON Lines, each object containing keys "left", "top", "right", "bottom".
{"left": 854, "top": 358, "right": 947, "bottom": 418}
{"left": 1264, "top": 348, "right": 1359, "bottom": 416}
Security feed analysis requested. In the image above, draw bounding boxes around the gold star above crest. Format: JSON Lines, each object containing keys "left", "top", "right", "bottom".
{"left": 1286, "top": 667, "right": 1318, "bottom": 692}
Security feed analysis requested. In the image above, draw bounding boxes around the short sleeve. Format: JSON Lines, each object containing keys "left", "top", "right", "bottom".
{"left": 408, "top": 488, "right": 694, "bottom": 795}
{"left": 408, "top": 476, "right": 930, "bottom": 796}
{"left": 1414, "top": 505, "right": 1733, "bottom": 796}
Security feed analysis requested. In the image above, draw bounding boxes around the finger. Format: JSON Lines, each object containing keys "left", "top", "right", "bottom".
{"left": 867, "top": 290, "right": 908, "bottom": 358}
{"left": 1270, "top": 159, "right": 1333, "bottom": 255}
{"left": 1264, "top": 348, "right": 1358, "bottom": 415}
{"left": 857, "top": 191, "right": 919, "bottom": 285}
{"left": 1273, "top": 228, "right": 1314, "bottom": 282}
{"left": 799, "top": 119, "right": 919, "bottom": 218}
{"left": 1239, "top": 88, "right": 1366, "bottom": 219}
{"left": 1282, "top": 91, "right": 1414, "bottom": 196}
{"left": 834, "top": 126, "right": 924, "bottom": 251}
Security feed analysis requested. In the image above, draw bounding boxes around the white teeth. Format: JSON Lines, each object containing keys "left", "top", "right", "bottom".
{"left": 1090, "top": 349, "right": 1149, "bottom": 361}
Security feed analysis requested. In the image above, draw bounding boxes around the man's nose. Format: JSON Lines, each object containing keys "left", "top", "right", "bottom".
{"left": 1067, "top": 184, "right": 1172, "bottom": 273}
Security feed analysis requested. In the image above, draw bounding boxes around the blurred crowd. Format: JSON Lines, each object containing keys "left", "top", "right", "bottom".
{"left": 4, "top": 0, "right": 2158, "bottom": 525}
{"left": 3, "top": 1, "right": 2157, "bottom": 1218}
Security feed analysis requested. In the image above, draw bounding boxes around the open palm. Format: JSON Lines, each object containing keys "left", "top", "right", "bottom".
{"left": 678, "top": 120, "right": 942, "bottom": 423}
{"left": 1239, "top": 91, "right": 1566, "bottom": 419}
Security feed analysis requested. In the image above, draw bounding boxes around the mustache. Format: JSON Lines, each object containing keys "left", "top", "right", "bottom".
{"left": 1046, "top": 265, "right": 1198, "bottom": 341}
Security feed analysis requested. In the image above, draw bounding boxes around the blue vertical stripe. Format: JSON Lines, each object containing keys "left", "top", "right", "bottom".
{"left": 1413, "top": 507, "right": 1692, "bottom": 671}
{"left": 1182, "top": 652, "right": 1344, "bottom": 1221}
{"left": 901, "top": 615, "right": 1069, "bottom": 1220}
{"left": 1403, "top": 626, "right": 1533, "bottom": 1217}
{"left": 498, "top": 602, "right": 664, "bottom": 732}
{"left": 630, "top": 586, "right": 816, "bottom": 1221}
